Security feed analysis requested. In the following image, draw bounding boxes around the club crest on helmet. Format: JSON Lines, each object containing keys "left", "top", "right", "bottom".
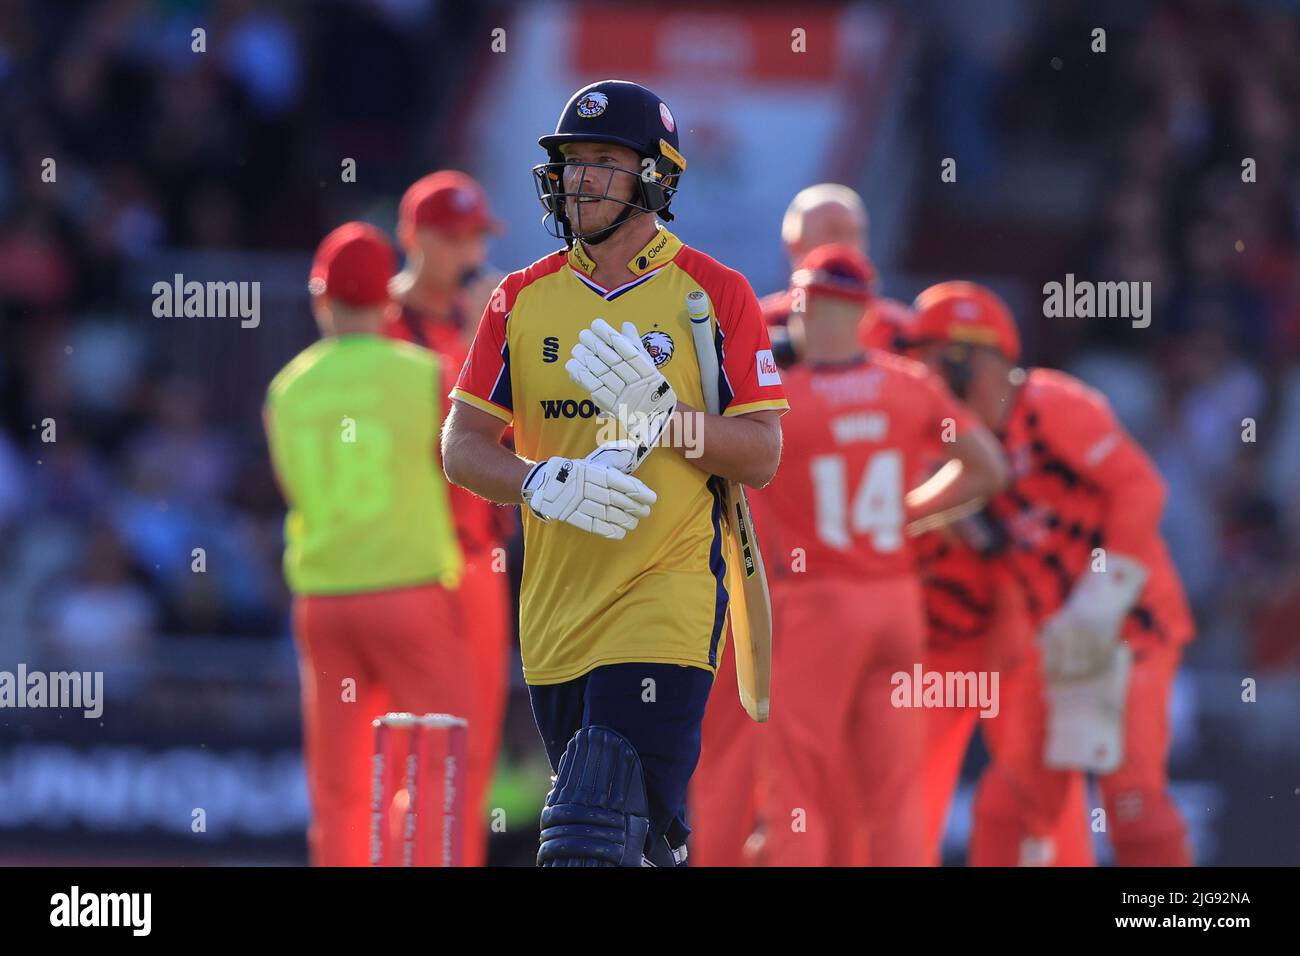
{"left": 576, "top": 92, "right": 609, "bottom": 117}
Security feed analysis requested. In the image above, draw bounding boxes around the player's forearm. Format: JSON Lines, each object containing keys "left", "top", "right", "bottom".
{"left": 664, "top": 402, "right": 782, "bottom": 488}
{"left": 1094, "top": 442, "right": 1166, "bottom": 555}
{"left": 442, "top": 424, "right": 532, "bottom": 504}
{"left": 905, "top": 429, "right": 1007, "bottom": 523}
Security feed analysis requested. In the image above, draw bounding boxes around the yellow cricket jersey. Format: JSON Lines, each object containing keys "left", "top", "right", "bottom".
{"left": 265, "top": 334, "right": 462, "bottom": 595}
{"left": 451, "top": 227, "right": 788, "bottom": 684}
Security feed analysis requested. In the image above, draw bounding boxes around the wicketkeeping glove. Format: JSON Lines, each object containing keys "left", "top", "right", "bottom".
{"left": 566, "top": 319, "right": 677, "bottom": 462}
{"left": 1039, "top": 553, "right": 1149, "bottom": 681}
{"left": 520, "top": 450, "right": 656, "bottom": 540}
{"left": 1044, "top": 641, "right": 1132, "bottom": 773}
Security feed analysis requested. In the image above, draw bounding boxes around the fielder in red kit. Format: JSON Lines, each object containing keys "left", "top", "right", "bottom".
{"left": 693, "top": 187, "right": 905, "bottom": 867}
{"left": 759, "top": 183, "right": 913, "bottom": 369}
{"left": 895, "top": 290, "right": 1094, "bottom": 867}
{"left": 912, "top": 476, "right": 1097, "bottom": 866}
{"left": 905, "top": 281, "right": 1195, "bottom": 867}
{"left": 913, "top": 522, "right": 1097, "bottom": 867}
{"left": 384, "top": 170, "right": 511, "bottom": 867}
{"left": 700, "top": 245, "right": 1006, "bottom": 867}
{"left": 265, "top": 223, "right": 469, "bottom": 866}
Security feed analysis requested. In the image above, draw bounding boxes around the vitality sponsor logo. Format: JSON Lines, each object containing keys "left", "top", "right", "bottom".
{"left": 755, "top": 349, "right": 781, "bottom": 386}
{"left": 539, "top": 398, "right": 600, "bottom": 419}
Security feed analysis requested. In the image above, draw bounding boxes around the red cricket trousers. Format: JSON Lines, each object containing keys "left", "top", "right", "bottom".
{"left": 694, "top": 575, "right": 930, "bottom": 866}
{"left": 922, "top": 640, "right": 1094, "bottom": 866}
{"left": 970, "top": 640, "right": 1189, "bottom": 866}
{"left": 294, "top": 581, "right": 474, "bottom": 866}
{"left": 457, "top": 550, "right": 511, "bottom": 867}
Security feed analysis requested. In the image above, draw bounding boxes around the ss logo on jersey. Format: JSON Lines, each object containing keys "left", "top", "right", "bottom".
{"left": 542, "top": 336, "right": 560, "bottom": 363}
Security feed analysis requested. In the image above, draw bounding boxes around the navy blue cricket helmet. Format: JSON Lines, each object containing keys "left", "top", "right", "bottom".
{"left": 532, "top": 79, "right": 687, "bottom": 245}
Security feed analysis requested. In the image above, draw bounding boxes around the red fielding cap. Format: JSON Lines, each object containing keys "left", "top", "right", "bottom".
{"left": 910, "top": 280, "right": 1021, "bottom": 363}
{"left": 399, "top": 170, "right": 502, "bottom": 235}
{"left": 790, "top": 243, "right": 876, "bottom": 304}
{"left": 309, "top": 222, "right": 396, "bottom": 307}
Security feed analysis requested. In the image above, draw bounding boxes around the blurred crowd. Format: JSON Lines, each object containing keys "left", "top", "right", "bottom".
{"left": 0, "top": 1, "right": 482, "bottom": 683}
{"left": 0, "top": 0, "right": 1297, "bottom": 708}
{"left": 1062, "top": 1, "right": 1300, "bottom": 671}
{"left": 920, "top": 0, "right": 1300, "bottom": 671}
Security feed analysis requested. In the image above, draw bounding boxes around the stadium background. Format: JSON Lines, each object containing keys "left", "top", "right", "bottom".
{"left": 0, "top": 0, "right": 1297, "bottom": 865}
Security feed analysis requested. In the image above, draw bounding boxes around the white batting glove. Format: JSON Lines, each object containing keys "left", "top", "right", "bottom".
{"left": 520, "top": 452, "right": 656, "bottom": 540}
{"left": 584, "top": 438, "right": 649, "bottom": 475}
{"left": 1039, "top": 553, "right": 1149, "bottom": 681}
{"left": 566, "top": 319, "right": 677, "bottom": 461}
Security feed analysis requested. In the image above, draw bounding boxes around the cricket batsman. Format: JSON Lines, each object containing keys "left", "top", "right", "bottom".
{"left": 385, "top": 170, "right": 512, "bottom": 867}
{"left": 265, "top": 222, "right": 471, "bottom": 866}
{"left": 905, "top": 281, "right": 1195, "bottom": 866}
{"left": 441, "top": 79, "right": 788, "bottom": 866}
{"left": 707, "top": 245, "right": 1006, "bottom": 866}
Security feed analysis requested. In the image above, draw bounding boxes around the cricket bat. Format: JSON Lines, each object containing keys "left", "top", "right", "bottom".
{"left": 686, "top": 290, "right": 773, "bottom": 722}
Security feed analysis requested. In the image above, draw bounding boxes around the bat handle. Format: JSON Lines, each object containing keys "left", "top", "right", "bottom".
{"left": 687, "top": 291, "right": 720, "bottom": 417}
